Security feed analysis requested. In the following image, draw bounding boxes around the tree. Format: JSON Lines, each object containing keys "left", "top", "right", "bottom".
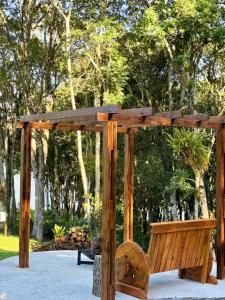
{"left": 167, "top": 128, "right": 211, "bottom": 219}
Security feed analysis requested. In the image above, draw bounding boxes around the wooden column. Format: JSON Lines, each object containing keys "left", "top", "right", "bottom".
{"left": 124, "top": 133, "right": 134, "bottom": 242}
{"left": 216, "top": 128, "right": 225, "bottom": 279}
{"left": 101, "top": 121, "right": 117, "bottom": 300}
{"left": 19, "top": 123, "right": 32, "bottom": 268}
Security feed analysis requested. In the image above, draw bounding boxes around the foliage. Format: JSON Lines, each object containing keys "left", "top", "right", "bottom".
{"left": 167, "top": 128, "right": 211, "bottom": 173}
{"left": 43, "top": 210, "right": 87, "bottom": 240}
{"left": 52, "top": 224, "right": 66, "bottom": 238}
{"left": 164, "top": 169, "right": 195, "bottom": 199}
{"left": 0, "top": 0, "right": 224, "bottom": 242}
{"left": 88, "top": 194, "right": 102, "bottom": 239}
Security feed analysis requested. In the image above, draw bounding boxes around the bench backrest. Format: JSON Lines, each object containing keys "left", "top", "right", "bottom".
{"left": 147, "top": 219, "right": 216, "bottom": 274}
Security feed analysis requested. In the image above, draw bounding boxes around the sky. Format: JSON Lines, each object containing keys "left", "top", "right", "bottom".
{"left": 14, "top": 174, "right": 35, "bottom": 209}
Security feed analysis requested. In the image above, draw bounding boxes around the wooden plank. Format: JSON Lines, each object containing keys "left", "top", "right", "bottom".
{"left": 151, "top": 219, "right": 216, "bottom": 234}
{"left": 20, "top": 105, "right": 120, "bottom": 122}
{"left": 120, "top": 107, "right": 154, "bottom": 116}
{"left": 201, "top": 229, "right": 212, "bottom": 283}
{"left": 145, "top": 117, "right": 173, "bottom": 126}
{"left": 50, "top": 112, "right": 109, "bottom": 124}
{"left": 188, "top": 230, "right": 201, "bottom": 267}
{"left": 176, "top": 231, "right": 187, "bottom": 268}
{"left": 170, "top": 232, "right": 182, "bottom": 270}
{"left": 101, "top": 121, "right": 117, "bottom": 300}
{"left": 153, "top": 234, "right": 167, "bottom": 273}
{"left": 200, "top": 229, "right": 210, "bottom": 266}
{"left": 194, "top": 229, "right": 206, "bottom": 267}
{"left": 19, "top": 123, "right": 32, "bottom": 268}
{"left": 180, "top": 231, "right": 192, "bottom": 268}
{"left": 159, "top": 232, "right": 172, "bottom": 272}
{"left": 124, "top": 133, "right": 134, "bottom": 242}
{"left": 165, "top": 232, "right": 177, "bottom": 271}
{"left": 148, "top": 234, "right": 160, "bottom": 274}
{"left": 145, "top": 111, "right": 183, "bottom": 126}
{"left": 216, "top": 128, "right": 225, "bottom": 279}
{"left": 110, "top": 107, "right": 154, "bottom": 124}
{"left": 16, "top": 121, "right": 137, "bottom": 134}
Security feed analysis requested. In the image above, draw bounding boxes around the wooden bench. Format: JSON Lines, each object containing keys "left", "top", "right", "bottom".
{"left": 116, "top": 219, "right": 217, "bottom": 299}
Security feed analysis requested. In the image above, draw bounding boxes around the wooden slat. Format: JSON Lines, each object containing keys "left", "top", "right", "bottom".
{"left": 148, "top": 234, "right": 160, "bottom": 274}
{"left": 164, "top": 232, "right": 178, "bottom": 271}
{"left": 180, "top": 231, "right": 194, "bottom": 269}
{"left": 200, "top": 229, "right": 210, "bottom": 266}
{"left": 151, "top": 219, "right": 216, "bottom": 234}
{"left": 188, "top": 230, "right": 201, "bottom": 267}
{"left": 159, "top": 233, "right": 172, "bottom": 272}
{"left": 194, "top": 229, "right": 206, "bottom": 266}
{"left": 176, "top": 232, "right": 187, "bottom": 268}
{"left": 170, "top": 231, "right": 182, "bottom": 270}
{"left": 124, "top": 133, "right": 134, "bottom": 242}
{"left": 216, "top": 128, "right": 225, "bottom": 279}
{"left": 153, "top": 234, "right": 167, "bottom": 273}
{"left": 16, "top": 121, "right": 138, "bottom": 134}
{"left": 101, "top": 121, "right": 117, "bottom": 300}
{"left": 20, "top": 105, "right": 120, "bottom": 122}
{"left": 19, "top": 123, "right": 32, "bottom": 268}
{"left": 201, "top": 228, "right": 212, "bottom": 283}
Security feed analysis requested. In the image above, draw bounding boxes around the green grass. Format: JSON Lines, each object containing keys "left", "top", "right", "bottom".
{"left": 0, "top": 234, "right": 35, "bottom": 261}
{"left": 0, "top": 234, "right": 19, "bottom": 260}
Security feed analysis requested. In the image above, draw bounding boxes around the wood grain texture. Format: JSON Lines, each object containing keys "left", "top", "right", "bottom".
{"left": 151, "top": 219, "right": 216, "bottom": 234}
{"left": 20, "top": 105, "right": 120, "bottom": 122}
{"left": 147, "top": 219, "right": 216, "bottom": 274}
{"left": 115, "top": 242, "right": 149, "bottom": 299}
{"left": 216, "top": 128, "right": 225, "bottom": 279}
{"left": 124, "top": 133, "right": 134, "bottom": 242}
{"left": 101, "top": 121, "right": 117, "bottom": 300}
{"left": 16, "top": 121, "right": 137, "bottom": 134}
{"left": 19, "top": 123, "right": 32, "bottom": 268}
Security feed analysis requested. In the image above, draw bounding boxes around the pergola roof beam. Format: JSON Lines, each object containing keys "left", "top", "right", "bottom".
{"left": 20, "top": 105, "right": 121, "bottom": 123}
{"left": 109, "top": 107, "right": 155, "bottom": 125}
{"left": 16, "top": 121, "right": 138, "bottom": 134}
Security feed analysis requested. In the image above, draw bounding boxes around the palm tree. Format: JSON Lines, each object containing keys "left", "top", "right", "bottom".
{"left": 167, "top": 128, "right": 211, "bottom": 219}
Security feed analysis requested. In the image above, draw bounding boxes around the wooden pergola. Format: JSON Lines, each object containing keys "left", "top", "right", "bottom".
{"left": 17, "top": 105, "right": 225, "bottom": 300}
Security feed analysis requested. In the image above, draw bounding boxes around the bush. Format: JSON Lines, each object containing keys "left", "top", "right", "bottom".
{"left": 43, "top": 209, "right": 87, "bottom": 240}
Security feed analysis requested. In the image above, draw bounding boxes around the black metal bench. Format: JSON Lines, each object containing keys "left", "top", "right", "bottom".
{"left": 77, "top": 249, "right": 95, "bottom": 265}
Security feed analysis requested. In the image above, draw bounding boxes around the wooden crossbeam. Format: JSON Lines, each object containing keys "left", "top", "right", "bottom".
{"left": 110, "top": 107, "right": 154, "bottom": 125}
{"left": 115, "top": 113, "right": 225, "bottom": 129}
{"left": 20, "top": 105, "right": 121, "bottom": 122}
{"left": 16, "top": 121, "right": 138, "bottom": 134}
{"left": 18, "top": 106, "right": 225, "bottom": 129}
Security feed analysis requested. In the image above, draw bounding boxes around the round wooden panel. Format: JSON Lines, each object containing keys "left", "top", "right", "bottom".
{"left": 115, "top": 241, "right": 149, "bottom": 289}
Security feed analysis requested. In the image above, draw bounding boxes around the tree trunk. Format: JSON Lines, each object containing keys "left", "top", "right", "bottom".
{"left": 195, "top": 171, "right": 209, "bottom": 219}
{"left": 170, "top": 191, "right": 178, "bottom": 221}
{"left": 94, "top": 93, "right": 101, "bottom": 200}
{"left": 65, "top": 15, "right": 89, "bottom": 217}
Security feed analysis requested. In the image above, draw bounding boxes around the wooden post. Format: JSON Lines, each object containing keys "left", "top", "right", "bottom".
{"left": 19, "top": 123, "right": 32, "bottom": 268}
{"left": 124, "top": 133, "right": 134, "bottom": 242}
{"left": 216, "top": 128, "right": 225, "bottom": 279}
{"left": 101, "top": 121, "right": 117, "bottom": 300}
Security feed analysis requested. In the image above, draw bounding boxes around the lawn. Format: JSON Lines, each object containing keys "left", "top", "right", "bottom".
{"left": 0, "top": 234, "right": 36, "bottom": 261}
{"left": 0, "top": 234, "right": 19, "bottom": 261}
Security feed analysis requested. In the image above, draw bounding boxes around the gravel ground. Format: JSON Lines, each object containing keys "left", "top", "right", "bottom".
{"left": 0, "top": 250, "right": 225, "bottom": 300}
